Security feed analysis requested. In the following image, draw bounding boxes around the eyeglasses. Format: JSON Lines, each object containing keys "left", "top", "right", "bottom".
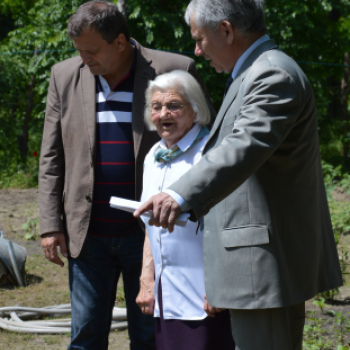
{"left": 146, "top": 102, "right": 190, "bottom": 115}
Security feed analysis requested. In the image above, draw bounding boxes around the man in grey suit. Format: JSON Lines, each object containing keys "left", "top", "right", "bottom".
{"left": 135, "top": 0, "right": 343, "bottom": 349}
{"left": 39, "top": 1, "right": 213, "bottom": 349}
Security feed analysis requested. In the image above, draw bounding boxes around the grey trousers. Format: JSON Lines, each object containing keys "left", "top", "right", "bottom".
{"left": 230, "top": 302, "right": 305, "bottom": 350}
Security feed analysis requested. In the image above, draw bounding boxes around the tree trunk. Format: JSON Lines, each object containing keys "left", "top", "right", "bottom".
{"left": 117, "top": 0, "right": 127, "bottom": 19}
{"left": 341, "top": 52, "right": 349, "bottom": 164}
{"left": 18, "top": 48, "right": 37, "bottom": 161}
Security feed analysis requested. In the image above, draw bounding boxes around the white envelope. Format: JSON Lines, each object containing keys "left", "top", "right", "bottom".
{"left": 109, "top": 196, "right": 190, "bottom": 227}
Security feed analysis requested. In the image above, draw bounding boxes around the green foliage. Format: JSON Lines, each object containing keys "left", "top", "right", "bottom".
{"left": 265, "top": 0, "right": 350, "bottom": 162}
{"left": 0, "top": 153, "right": 39, "bottom": 189}
{"left": 313, "top": 298, "right": 326, "bottom": 315}
{"left": 0, "top": 0, "right": 83, "bottom": 188}
{"left": 126, "top": 0, "right": 227, "bottom": 110}
{"left": 303, "top": 307, "right": 350, "bottom": 349}
{"left": 323, "top": 162, "right": 350, "bottom": 242}
{"left": 21, "top": 217, "right": 39, "bottom": 240}
{"left": 0, "top": 0, "right": 349, "bottom": 187}
{"left": 321, "top": 161, "right": 350, "bottom": 300}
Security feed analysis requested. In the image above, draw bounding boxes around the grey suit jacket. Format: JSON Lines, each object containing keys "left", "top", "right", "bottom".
{"left": 39, "top": 40, "right": 213, "bottom": 258}
{"left": 170, "top": 39, "right": 343, "bottom": 309}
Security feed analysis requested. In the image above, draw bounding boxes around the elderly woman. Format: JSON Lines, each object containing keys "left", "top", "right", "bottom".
{"left": 136, "top": 70, "right": 234, "bottom": 350}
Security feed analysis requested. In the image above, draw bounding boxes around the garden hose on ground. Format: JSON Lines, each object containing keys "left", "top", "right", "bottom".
{"left": 0, "top": 304, "right": 128, "bottom": 334}
{"left": 0, "top": 233, "right": 128, "bottom": 334}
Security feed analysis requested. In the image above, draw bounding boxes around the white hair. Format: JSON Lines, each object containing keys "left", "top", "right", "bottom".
{"left": 185, "top": 0, "right": 266, "bottom": 34}
{"left": 144, "top": 70, "right": 211, "bottom": 131}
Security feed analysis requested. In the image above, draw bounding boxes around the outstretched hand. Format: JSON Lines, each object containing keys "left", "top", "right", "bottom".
{"left": 41, "top": 232, "right": 68, "bottom": 267}
{"left": 134, "top": 193, "right": 181, "bottom": 233}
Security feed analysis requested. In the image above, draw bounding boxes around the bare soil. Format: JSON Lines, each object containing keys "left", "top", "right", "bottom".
{"left": 0, "top": 188, "right": 129, "bottom": 350}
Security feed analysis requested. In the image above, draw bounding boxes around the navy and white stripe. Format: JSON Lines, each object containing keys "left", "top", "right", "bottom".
{"left": 88, "top": 48, "right": 140, "bottom": 237}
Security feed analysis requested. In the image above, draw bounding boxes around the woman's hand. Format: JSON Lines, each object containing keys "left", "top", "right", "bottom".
{"left": 136, "top": 279, "right": 155, "bottom": 315}
{"left": 204, "top": 294, "right": 225, "bottom": 317}
{"left": 136, "top": 228, "right": 155, "bottom": 315}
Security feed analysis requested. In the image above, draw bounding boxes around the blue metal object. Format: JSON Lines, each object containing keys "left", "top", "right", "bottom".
{"left": 0, "top": 232, "right": 26, "bottom": 286}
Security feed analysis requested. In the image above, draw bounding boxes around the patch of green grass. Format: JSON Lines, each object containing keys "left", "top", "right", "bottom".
{"left": 43, "top": 335, "right": 61, "bottom": 345}
{"left": 303, "top": 300, "right": 350, "bottom": 349}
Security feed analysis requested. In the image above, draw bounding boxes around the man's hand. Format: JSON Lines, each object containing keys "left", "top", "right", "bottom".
{"left": 204, "top": 294, "right": 225, "bottom": 318}
{"left": 134, "top": 193, "right": 181, "bottom": 233}
{"left": 136, "top": 279, "right": 155, "bottom": 315}
{"left": 41, "top": 232, "right": 68, "bottom": 267}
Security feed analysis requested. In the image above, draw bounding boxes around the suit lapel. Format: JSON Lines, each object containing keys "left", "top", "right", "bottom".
{"left": 208, "top": 77, "right": 241, "bottom": 139}
{"left": 80, "top": 66, "right": 96, "bottom": 159}
{"left": 132, "top": 41, "right": 155, "bottom": 157}
{"left": 205, "top": 39, "right": 279, "bottom": 147}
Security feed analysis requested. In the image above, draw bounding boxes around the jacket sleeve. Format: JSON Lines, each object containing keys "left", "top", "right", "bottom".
{"left": 38, "top": 65, "right": 65, "bottom": 235}
{"left": 169, "top": 63, "right": 306, "bottom": 220}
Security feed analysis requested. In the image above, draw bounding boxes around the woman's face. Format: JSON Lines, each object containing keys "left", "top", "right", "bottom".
{"left": 150, "top": 90, "right": 196, "bottom": 148}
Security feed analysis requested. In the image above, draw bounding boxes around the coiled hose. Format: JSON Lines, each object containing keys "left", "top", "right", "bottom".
{"left": 0, "top": 304, "right": 127, "bottom": 334}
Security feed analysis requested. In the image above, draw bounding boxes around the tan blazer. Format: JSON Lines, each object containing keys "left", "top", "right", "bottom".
{"left": 39, "top": 40, "right": 212, "bottom": 257}
{"left": 170, "top": 39, "right": 343, "bottom": 309}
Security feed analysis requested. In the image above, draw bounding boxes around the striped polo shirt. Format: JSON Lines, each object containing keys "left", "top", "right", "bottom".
{"left": 88, "top": 47, "right": 140, "bottom": 237}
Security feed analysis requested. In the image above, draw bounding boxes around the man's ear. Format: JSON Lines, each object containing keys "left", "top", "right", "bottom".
{"left": 220, "top": 20, "right": 234, "bottom": 44}
{"left": 113, "top": 33, "right": 127, "bottom": 51}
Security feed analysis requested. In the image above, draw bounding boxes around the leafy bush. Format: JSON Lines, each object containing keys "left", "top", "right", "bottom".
{"left": 321, "top": 162, "right": 350, "bottom": 301}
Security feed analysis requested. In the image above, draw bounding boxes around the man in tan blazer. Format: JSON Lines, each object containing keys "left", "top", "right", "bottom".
{"left": 135, "top": 0, "right": 343, "bottom": 349}
{"left": 39, "top": 1, "right": 213, "bottom": 349}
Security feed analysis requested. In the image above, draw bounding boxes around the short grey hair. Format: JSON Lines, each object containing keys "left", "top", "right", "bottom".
{"left": 67, "top": 0, "right": 130, "bottom": 44}
{"left": 185, "top": 0, "right": 266, "bottom": 35}
{"left": 144, "top": 70, "right": 211, "bottom": 131}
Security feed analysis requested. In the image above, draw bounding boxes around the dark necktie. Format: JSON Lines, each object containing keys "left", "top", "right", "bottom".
{"left": 224, "top": 76, "right": 233, "bottom": 97}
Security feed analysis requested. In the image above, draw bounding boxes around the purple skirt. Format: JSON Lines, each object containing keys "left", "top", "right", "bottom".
{"left": 155, "top": 279, "right": 235, "bottom": 350}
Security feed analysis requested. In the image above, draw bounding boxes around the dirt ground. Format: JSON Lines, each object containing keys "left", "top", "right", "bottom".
{"left": 0, "top": 188, "right": 129, "bottom": 350}
{"left": 1, "top": 188, "right": 350, "bottom": 349}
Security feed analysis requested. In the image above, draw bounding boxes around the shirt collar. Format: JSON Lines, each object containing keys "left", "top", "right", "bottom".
{"left": 231, "top": 34, "right": 270, "bottom": 80}
{"left": 159, "top": 123, "right": 202, "bottom": 152}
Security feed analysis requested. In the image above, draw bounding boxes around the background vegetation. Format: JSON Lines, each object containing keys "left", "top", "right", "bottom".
{"left": 0, "top": 0, "right": 350, "bottom": 188}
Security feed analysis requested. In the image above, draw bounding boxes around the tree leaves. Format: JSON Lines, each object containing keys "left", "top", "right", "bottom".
{"left": 0, "top": 0, "right": 350, "bottom": 183}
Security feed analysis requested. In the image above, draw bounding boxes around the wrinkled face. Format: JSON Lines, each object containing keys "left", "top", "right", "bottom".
{"left": 150, "top": 91, "right": 196, "bottom": 148}
{"left": 73, "top": 26, "right": 122, "bottom": 77}
{"left": 190, "top": 17, "right": 232, "bottom": 73}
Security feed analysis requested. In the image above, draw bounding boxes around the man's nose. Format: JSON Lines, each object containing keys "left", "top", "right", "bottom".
{"left": 80, "top": 51, "right": 91, "bottom": 64}
{"left": 194, "top": 43, "right": 203, "bottom": 57}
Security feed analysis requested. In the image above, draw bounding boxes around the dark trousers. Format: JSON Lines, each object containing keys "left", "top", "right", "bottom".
{"left": 155, "top": 278, "right": 235, "bottom": 350}
{"left": 230, "top": 302, "right": 305, "bottom": 350}
{"left": 68, "top": 231, "right": 155, "bottom": 350}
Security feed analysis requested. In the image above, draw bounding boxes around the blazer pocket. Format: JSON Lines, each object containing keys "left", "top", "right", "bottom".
{"left": 221, "top": 226, "right": 269, "bottom": 248}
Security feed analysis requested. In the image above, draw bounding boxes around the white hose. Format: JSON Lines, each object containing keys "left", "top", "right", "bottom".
{"left": 0, "top": 305, "right": 128, "bottom": 334}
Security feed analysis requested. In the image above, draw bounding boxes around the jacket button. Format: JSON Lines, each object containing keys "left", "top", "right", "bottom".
{"left": 86, "top": 196, "right": 91, "bottom": 202}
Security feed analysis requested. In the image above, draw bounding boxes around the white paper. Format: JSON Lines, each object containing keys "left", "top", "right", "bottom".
{"left": 109, "top": 196, "right": 190, "bottom": 227}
